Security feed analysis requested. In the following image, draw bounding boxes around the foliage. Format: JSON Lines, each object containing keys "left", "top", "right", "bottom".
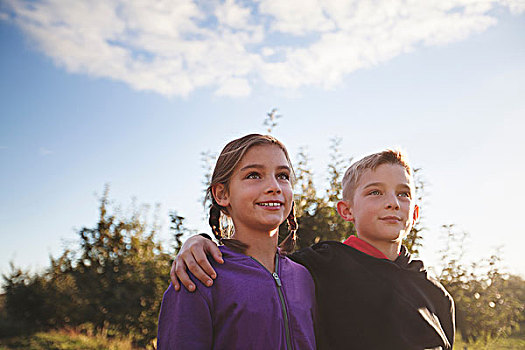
{"left": 0, "top": 329, "right": 134, "bottom": 350}
{"left": 437, "top": 225, "right": 525, "bottom": 343}
{"left": 200, "top": 150, "right": 216, "bottom": 206}
{"left": 1, "top": 187, "right": 176, "bottom": 347}
{"left": 169, "top": 211, "right": 196, "bottom": 253}
{"left": 1, "top": 266, "right": 58, "bottom": 336}
{"left": 403, "top": 167, "right": 426, "bottom": 255}
{"left": 263, "top": 108, "right": 282, "bottom": 134}
{"left": 453, "top": 328, "right": 525, "bottom": 349}
{"left": 280, "top": 138, "right": 356, "bottom": 249}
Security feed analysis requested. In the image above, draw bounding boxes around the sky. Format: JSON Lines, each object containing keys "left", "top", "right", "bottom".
{"left": 1, "top": 0, "right": 524, "bottom": 281}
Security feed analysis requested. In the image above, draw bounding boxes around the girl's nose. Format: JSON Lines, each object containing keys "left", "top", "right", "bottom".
{"left": 265, "top": 176, "right": 282, "bottom": 194}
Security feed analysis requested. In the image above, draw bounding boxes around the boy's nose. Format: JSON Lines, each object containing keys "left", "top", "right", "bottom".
{"left": 384, "top": 193, "right": 400, "bottom": 210}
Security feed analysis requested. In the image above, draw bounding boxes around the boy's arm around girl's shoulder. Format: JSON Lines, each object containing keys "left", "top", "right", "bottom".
{"left": 157, "top": 282, "right": 213, "bottom": 350}
{"left": 290, "top": 243, "right": 457, "bottom": 349}
{"left": 288, "top": 241, "right": 344, "bottom": 272}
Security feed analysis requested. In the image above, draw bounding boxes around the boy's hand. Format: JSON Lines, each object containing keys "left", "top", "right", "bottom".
{"left": 170, "top": 234, "right": 223, "bottom": 292}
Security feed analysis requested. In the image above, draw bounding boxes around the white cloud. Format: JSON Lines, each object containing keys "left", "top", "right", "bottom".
{"left": 3, "top": 0, "right": 524, "bottom": 97}
{"left": 258, "top": 0, "right": 335, "bottom": 34}
{"left": 501, "top": 0, "right": 525, "bottom": 13}
{"left": 215, "top": 0, "right": 253, "bottom": 29}
{"left": 215, "top": 77, "right": 252, "bottom": 97}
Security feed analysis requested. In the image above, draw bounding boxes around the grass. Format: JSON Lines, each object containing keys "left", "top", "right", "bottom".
{"left": 1, "top": 329, "right": 523, "bottom": 350}
{"left": 0, "top": 330, "right": 138, "bottom": 350}
{"left": 453, "top": 330, "right": 525, "bottom": 349}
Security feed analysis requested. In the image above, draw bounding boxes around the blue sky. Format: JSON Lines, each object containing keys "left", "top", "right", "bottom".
{"left": 1, "top": 0, "right": 525, "bottom": 279}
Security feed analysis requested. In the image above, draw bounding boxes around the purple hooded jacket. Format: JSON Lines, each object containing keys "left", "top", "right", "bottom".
{"left": 157, "top": 246, "right": 316, "bottom": 350}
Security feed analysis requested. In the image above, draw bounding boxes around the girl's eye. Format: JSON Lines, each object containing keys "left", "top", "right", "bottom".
{"left": 368, "top": 190, "right": 381, "bottom": 195}
{"left": 246, "top": 172, "right": 261, "bottom": 179}
{"left": 277, "top": 173, "right": 290, "bottom": 181}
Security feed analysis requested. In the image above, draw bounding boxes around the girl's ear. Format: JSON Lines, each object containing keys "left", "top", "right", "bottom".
{"left": 212, "top": 184, "right": 230, "bottom": 207}
{"left": 336, "top": 200, "right": 355, "bottom": 222}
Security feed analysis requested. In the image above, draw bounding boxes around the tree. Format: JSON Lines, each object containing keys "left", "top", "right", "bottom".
{"left": 437, "top": 225, "right": 525, "bottom": 343}
{"left": 403, "top": 168, "right": 426, "bottom": 255}
{"left": 281, "top": 138, "right": 356, "bottom": 250}
{"left": 263, "top": 108, "right": 282, "bottom": 134}
{"left": 65, "top": 188, "right": 169, "bottom": 345}
{"left": 200, "top": 150, "right": 216, "bottom": 206}
{"left": 1, "top": 187, "right": 173, "bottom": 347}
{"left": 170, "top": 210, "right": 196, "bottom": 253}
{"left": 1, "top": 265, "right": 55, "bottom": 335}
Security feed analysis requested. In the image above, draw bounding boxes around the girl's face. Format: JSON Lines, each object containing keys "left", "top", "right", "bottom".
{"left": 214, "top": 144, "right": 293, "bottom": 235}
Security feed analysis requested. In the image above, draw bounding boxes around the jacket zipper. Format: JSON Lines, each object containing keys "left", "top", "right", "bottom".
{"left": 251, "top": 254, "right": 293, "bottom": 350}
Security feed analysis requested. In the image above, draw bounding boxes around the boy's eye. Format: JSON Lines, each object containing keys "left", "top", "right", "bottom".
{"left": 368, "top": 190, "right": 381, "bottom": 195}
{"left": 246, "top": 172, "right": 261, "bottom": 179}
{"left": 277, "top": 172, "right": 290, "bottom": 181}
{"left": 398, "top": 192, "right": 411, "bottom": 198}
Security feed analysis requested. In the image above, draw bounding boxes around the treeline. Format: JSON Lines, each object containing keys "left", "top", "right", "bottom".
{"left": 437, "top": 225, "right": 525, "bottom": 342}
{"left": 1, "top": 139, "right": 524, "bottom": 347}
{"left": 0, "top": 189, "right": 181, "bottom": 347}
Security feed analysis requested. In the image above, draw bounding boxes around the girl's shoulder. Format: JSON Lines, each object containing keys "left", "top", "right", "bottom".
{"left": 212, "top": 245, "right": 265, "bottom": 273}
{"left": 217, "top": 245, "right": 252, "bottom": 264}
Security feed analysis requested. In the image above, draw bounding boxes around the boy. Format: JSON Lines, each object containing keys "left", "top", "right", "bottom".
{"left": 170, "top": 149, "right": 455, "bottom": 349}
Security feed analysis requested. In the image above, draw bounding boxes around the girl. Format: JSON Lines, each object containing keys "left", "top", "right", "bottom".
{"left": 157, "top": 134, "right": 316, "bottom": 350}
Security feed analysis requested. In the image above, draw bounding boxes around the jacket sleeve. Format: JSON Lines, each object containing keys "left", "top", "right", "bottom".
{"left": 157, "top": 283, "right": 213, "bottom": 350}
{"left": 444, "top": 291, "right": 456, "bottom": 349}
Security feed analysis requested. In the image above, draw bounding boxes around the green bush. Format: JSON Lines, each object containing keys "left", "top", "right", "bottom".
{"left": 1, "top": 188, "right": 174, "bottom": 348}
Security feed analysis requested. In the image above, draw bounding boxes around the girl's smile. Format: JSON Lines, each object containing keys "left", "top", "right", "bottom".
{"left": 256, "top": 201, "right": 285, "bottom": 209}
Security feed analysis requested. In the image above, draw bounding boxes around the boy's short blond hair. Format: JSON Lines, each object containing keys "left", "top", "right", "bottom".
{"left": 342, "top": 149, "right": 412, "bottom": 202}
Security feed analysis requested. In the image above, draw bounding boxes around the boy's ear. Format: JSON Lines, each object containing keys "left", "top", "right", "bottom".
{"left": 412, "top": 204, "right": 420, "bottom": 224}
{"left": 336, "top": 200, "right": 355, "bottom": 222}
{"left": 212, "top": 184, "right": 230, "bottom": 207}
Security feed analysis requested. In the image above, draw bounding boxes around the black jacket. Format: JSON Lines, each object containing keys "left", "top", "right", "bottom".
{"left": 290, "top": 241, "right": 455, "bottom": 350}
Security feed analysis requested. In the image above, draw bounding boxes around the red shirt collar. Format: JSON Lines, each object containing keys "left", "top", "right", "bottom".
{"left": 342, "top": 235, "right": 389, "bottom": 260}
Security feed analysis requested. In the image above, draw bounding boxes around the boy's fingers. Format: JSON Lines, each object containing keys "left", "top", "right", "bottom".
{"left": 174, "top": 260, "right": 196, "bottom": 292}
{"left": 194, "top": 248, "right": 218, "bottom": 281}
{"left": 169, "top": 234, "right": 220, "bottom": 291}
{"left": 170, "top": 260, "right": 181, "bottom": 291}
{"left": 205, "top": 241, "right": 224, "bottom": 264}
{"left": 187, "top": 251, "right": 214, "bottom": 287}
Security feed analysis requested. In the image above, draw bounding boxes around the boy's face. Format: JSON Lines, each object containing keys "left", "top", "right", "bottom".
{"left": 338, "top": 163, "right": 419, "bottom": 246}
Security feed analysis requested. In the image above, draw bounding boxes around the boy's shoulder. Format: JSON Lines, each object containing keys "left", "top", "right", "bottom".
{"left": 291, "top": 241, "right": 449, "bottom": 291}
{"left": 279, "top": 250, "right": 315, "bottom": 280}
{"left": 289, "top": 242, "right": 456, "bottom": 350}
{"left": 290, "top": 240, "right": 378, "bottom": 268}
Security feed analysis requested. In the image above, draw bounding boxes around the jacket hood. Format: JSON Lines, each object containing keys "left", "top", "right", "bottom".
{"left": 395, "top": 245, "right": 427, "bottom": 275}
